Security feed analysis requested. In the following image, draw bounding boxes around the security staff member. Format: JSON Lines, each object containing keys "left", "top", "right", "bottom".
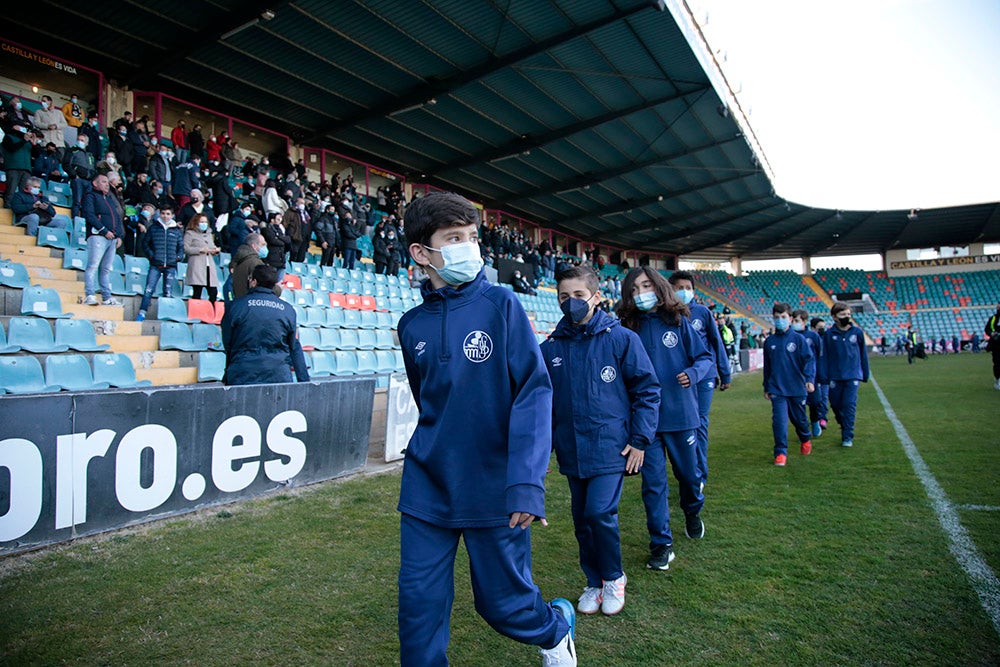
{"left": 221, "top": 264, "right": 309, "bottom": 386}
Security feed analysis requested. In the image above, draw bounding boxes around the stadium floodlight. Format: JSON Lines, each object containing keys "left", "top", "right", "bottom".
{"left": 907, "top": 209, "right": 919, "bottom": 221}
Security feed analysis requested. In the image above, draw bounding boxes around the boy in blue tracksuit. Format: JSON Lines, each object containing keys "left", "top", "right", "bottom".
{"left": 618, "top": 268, "right": 714, "bottom": 569}
{"left": 818, "top": 302, "right": 869, "bottom": 448}
{"left": 668, "top": 270, "right": 731, "bottom": 488}
{"left": 541, "top": 266, "right": 660, "bottom": 616}
{"left": 793, "top": 310, "right": 825, "bottom": 437}
{"left": 396, "top": 192, "right": 575, "bottom": 667}
{"left": 809, "top": 317, "right": 830, "bottom": 432}
{"left": 763, "top": 303, "right": 815, "bottom": 466}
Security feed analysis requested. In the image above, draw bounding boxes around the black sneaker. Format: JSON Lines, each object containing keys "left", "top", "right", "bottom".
{"left": 685, "top": 514, "right": 705, "bottom": 539}
{"left": 646, "top": 544, "right": 675, "bottom": 570}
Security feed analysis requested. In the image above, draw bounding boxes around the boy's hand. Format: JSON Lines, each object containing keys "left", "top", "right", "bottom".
{"left": 621, "top": 445, "right": 644, "bottom": 474}
{"left": 677, "top": 372, "right": 691, "bottom": 387}
{"left": 764, "top": 391, "right": 771, "bottom": 400}
{"left": 805, "top": 382, "right": 815, "bottom": 393}
{"left": 718, "top": 381, "right": 730, "bottom": 391}
{"left": 509, "top": 512, "right": 546, "bottom": 530}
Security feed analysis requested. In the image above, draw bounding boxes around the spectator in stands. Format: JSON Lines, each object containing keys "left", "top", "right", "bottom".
{"left": 511, "top": 269, "right": 536, "bottom": 295}
{"left": 173, "top": 154, "right": 202, "bottom": 211}
{"left": 227, "top": 233, "right": 275, "bottom": 302}
{"left": 288, "top": 197, "right": 312, "bottom": 263}
{"left": 123, "top": 170, "right": 151, "bottom": 205}
{"left": 985, "top": 304, "right": 1000, "bottom": 390}
{"left": 260, "top": 211, "right": 291, "bottom": 282}
{"left": 809, "top": 317, "right": 830, "bottom": 433}
{"left": 314, "top": 203, "right": 341, "bottom": 267}
{"left": 147, "top": 143, "right": 173, "bottom": 196}
{"left": 63, "top": 133, "right": 97, "bottom": 218}
{"left": 396, "top": 191, "right": 576, "bottom": 666}
{"left": 60, "top": 94, "right": 86, "bottom": 146}
{"left": 108, "top": 124, "right": 134, "bottom": 176}
{"left": 373, "top": 223, "right": 397, "bottom": 275}
{"left": 136, "top": 204, "right": 185, "bottom": 322}
{"left": 105, "top": 171, "right": 126, "bottom": 215}
{"left": 339, "top": 210, "right": 361, "bottom": 270}
{"left": 818, "top": 302, "right": 869, "bottom": 448}
{"left": 618, "top": 267, "right": 713, "bottom": 567}
{"left": 222, "top": 263, "right": 308, "bottom": 385}
{"left": 79, "top": 116, "right": 103, "bottom": 164}
{"left": 204, "top": 162, "right": 235, "bottom": 217}
{"left": 179, "top": 189, "right": 216, "bottom": 231}
{"left": 125, "top": 202, "right": 153, "bottom": 258}
{"left": 131, "top": 119, "right": 150, "bottom": 176}
{"left": 1, "top": 120, "right": 34, "bottom": 207}
{"left": 763, "top": 303, "right": 815, "bottom": 466}
{"left": 541, "top": 265, "right": 659, "bottom": 615}
{"left": 669, "top": 271, "right": 731, "bottom": 488}
{"left": 171, "top": 120, "right": 188, "bottom": 163}
{"left": 10, "top": 176, "right": 62, "bottom": 237}
{"left": 32, "top": 142, "right": 64, "bottom": 184}
{"left": 4, "top": 97, "right": 33, "bottom": 131}
{"left": 187, "top": 123, "right": 205, "bottom": 159}
{"left": 224, "top": 201, "right": 257, "bottom": 255}
{"left": 34, "top": 96, "right": 67, "bottom": 157}
{"left": 205, "top": 133, "right": 222, "bottom": 163}
{"left": 81, "top": 173, "right": 124, "bottom": 306}
{"left": 262, "top": 178, "right": 288, "bottom": 218}
{"left": 96, "top": 151, "right": 123, "bottom": 181}
{"left": 184, "top": 213, "right": 222, "bottom": 304}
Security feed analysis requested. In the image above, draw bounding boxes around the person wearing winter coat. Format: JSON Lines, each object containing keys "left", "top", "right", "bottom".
{"left": 184, "top": 213, "right": 222, "bottom": 303}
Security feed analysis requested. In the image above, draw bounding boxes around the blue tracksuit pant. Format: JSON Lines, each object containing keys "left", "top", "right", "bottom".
{"left": 808, "top": 382, "right": 828, "bottom": 424}
{"left": 640, "top": 430, "right": 704, "bottom": 548}
{"left": 398, "top": 514, "right": 569, "bottom": 666}
{"left": 771, "top": 394, "right": 811, "bottom": 456}
{"left": 829, "top": 379, "right": 860, "bottom": 440}
{"left": 568, "top": 473, "right": 625, "bottom": 587}
{"left": 695, "top": 377, "right": 716, "bottom": 483}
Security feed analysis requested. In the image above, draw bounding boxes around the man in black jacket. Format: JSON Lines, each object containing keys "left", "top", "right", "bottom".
{"left": 222, "top": 264, "right": 309, "bottom": 386}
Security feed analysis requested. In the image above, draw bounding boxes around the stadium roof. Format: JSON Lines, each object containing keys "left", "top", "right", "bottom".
{"left": 11, "top": 0, "right": 1000, "bottom": 260}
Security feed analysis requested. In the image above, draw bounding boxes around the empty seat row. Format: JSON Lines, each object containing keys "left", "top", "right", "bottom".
{"left": 292, "top": 305, "right": 399, "bottom": 330}
{"left": 297, "top": 327, "right": 397, "bottom": 351}
{"left": 0, "top": 353, "right": 151, "bottom": 395}
{"left": 309, "top": 349, "right": 404, "bottom": 377}
{"left": 0, "top": 317, "right": 108, "bottom": 354}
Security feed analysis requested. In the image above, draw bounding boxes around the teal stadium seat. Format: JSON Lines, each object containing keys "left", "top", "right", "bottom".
{"left": 0, "top": 323, "right": 22, "bottom": 353}
{"left": 36, "top": 227, "right": 72, "bottom": 250}
{"left": 375, "top": 350, "right": 396, "bottom": 373}
{"left": 356, "top": 329, "right": 377, "bottom": 350}
{"left": 297, "top": 327, "right": 320, "bottom": 351}
{"left": 197, "top": 352, "right": 226, "bottom": 382}
{"left": 374, "top": 329, "right": 396, "bottom": 350}
{"left": 338, "top": 329, "right": 360, "bottom": 350}
{"left": 20, "top": 286, "right": 73, "bottom": 318}
{"left": 333, "top": 350, "right": 358, "bottom": 375}
{"left": 45, "top": 354, "right": 111, "bottom": 391}
{"left": 310, "top": 351, "right": 335, "bottom": 377}
{"left": 0, "top": 260, "right": 31, "bottom": 288}
{"left": 91, "top": 354, "right": 153, "bottom": 388}
{"left": 54, "top": 319, "right": 110, "bottom": 352}
{"left": 62, "top": 247, "right": 89, "bottom": 271}
{"left": 157, "top": 297, "right": 197, "bottom": 323}
{"left": 159, "top": 322, "right": 204, "bottom": 352}
{"left": 191, "top": 323, "right": 224, "bottom": 350}
{"left": 7, "top": 317, "right": 70, "bottom": 353}
{"left": 355, "top": 350, "right": 378, "bottom": 374}
{"left": 0, "top": 356, "right": 61, "bottom": 394}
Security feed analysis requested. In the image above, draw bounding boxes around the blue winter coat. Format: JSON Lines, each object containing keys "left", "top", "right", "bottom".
{"left": 633, "top": 312, "right": 714, "bottom": 432}
{"left": 763, "top": 329, "right": 816, "bottom": 397}
{"left": 221, "top": 287, "right": 309, "bottom": 385}
{"left": 172, "top": 161, "right": 201, "bottom": 197}
{"left": 688, "top": 302, "right": 731, "bottom": 385}
{"left": 541, "top": 308, "right": 660, "bottom": 479}
{"left": 142, "top": 220, "right": 185, "bottom": 269}
{"left": 396, "top": 270, "right": 553, "bottom": 528}
{"left": 819, "top": 324, "right": 869, "bottom": 383}
{"left": 81, "top": 190, "right": 124, "bottom": 238}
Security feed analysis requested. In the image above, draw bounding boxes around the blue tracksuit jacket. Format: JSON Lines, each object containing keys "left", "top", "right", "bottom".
{"left": 541, "top": 308, "right": 660, "bottom": 479}
{"left": 689, "top": 302, "right": 731, "bottom": 384}
{"left": 801, "top": 328, "right": 824, "bottom": 372}
{"left": 634, "top": 312, "right": 714, "bottom": 432}
{"left": 819, "top": 324, "right": 869, "bottom": 382}
{"left": 763, "top": 329, "right": 816, "bottom": 397}
{"left": 396, "top": 270, "right": 553, "bottom": 528}
{"left": 221, "top": 287, "right": 309, "bottom": 385}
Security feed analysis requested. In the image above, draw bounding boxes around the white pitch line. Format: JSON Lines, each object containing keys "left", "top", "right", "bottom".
{"left": 957, "top": 505, "right": 1000, "bottom": 512}
{"left": 871, "top": 376, "right": 1000, "bottom": 639}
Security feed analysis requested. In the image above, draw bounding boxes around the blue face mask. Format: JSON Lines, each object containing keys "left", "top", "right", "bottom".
{"left": 675, "top": 288, "right": 694, "bottom": 305}
{"left": 423, "top": 241, "right": 483, "bottom": 285}
{"left": 791, "top": 322, "right": 805, "bottom": 332}
{"left": 257, "top": 246, "right": 269, "bottom": 259}
{"left": 29, "top": 186, "right": 40, "bottom": 196}
{"left": 560, "top": 296, "right": 593, "bottom": 324}
{"left": 140, "top": 209, "right": 152, "bottom": 219}
{"left": 634, "top": 291, "right": 658, "bottom": 312}
{"left": 198, "top": 222, "right": 209, "bottom": 232}
{"left": 774, "top": 318, "right": 789, "bottom": 331}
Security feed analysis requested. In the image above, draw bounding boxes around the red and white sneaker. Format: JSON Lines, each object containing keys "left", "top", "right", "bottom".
{"left": 601, "top": 574, "right": 626, "bottom": 615}
{"left": 774, "top": 454, "right": 787, "bottom": 466}
{"left": 800, "top": 440, "right": 812, "bottom": 455}
{"left": 576, "top": 586, "right": 602, "bottom": 615}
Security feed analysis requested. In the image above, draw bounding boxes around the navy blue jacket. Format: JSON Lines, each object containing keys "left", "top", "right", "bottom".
{"left": 8, "top": 190, "right": 54, "bottom": 224}
{"left": 225, "top": 211, "right": 253, "bottom": 255}
{"left": 763, "top": 329, "right": 816, "bottom": 397}
{"left": 143, "top": 220, "right": 185, "bottom": 269}
{"left": 397, "top": 270, "right": 553, "bottom": 528}
{"left": 800, "top": 328, "right": 824, "bottom": 381}
{"left": 221, "top": 287, "right": 309, "bottom": 385}
{"left": 81, "top": 190, "right": 124, "bottom": 238}
{"left": 172, "top": 161, "right": 201, "bottom": 197}
{"left": 819, "top": 324, "right": 869, "bottom": 383}
{"left": 542, "top": 308, "right": 660, "bottom": 479}
{"left": 633, "top": 312, "right": 714, "bottom": 432}
{"left": 689, "top": 302, "right": 731, "bottom": 385}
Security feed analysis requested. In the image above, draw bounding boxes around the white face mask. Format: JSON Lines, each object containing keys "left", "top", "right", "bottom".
{"left": 423, "top": 241, "right": 484, "bottom": 285}
{"left": 634, "top": 291, "right": 658, "bottom": 312}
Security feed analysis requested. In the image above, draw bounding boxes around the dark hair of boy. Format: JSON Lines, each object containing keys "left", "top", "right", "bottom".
{"left": 772, "top": 302, "right": 792, "bottom": 315}
{"left": 830, "top": 301, "right": 850, "bottom": 317}
{"left": 791, "top": 308, "right": 809, "bottom": 321}
{"left": 617, "top": 266, "right": 689, "bottom": 330}
{"left": 810, "top": 317, "right": 825, "bottom": 329}
{"left": 403, "top": 191, "right": 480, "bottom": 248}
{"left": 251, "top": 264, "right": 278, "bottom": 288}
{"left": 667, "top": 269, "right": 694, "bottom": 285}
{"left": 556, "top": 264, "right": 599, "bottom": 293}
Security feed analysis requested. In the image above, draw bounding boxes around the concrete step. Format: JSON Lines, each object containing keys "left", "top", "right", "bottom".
{"left": 135, "top": 366, "right": 198, "bottom": 386}
{"left": 0, "top": 225, "right": 26, "bottom": 239}
{"left": 124, "top": 350, "right": 183, "bottom": 370}
{"left": 29, "top": 265, "right": 83, "bottom": 283}
{"left": 96, "top": 334, "right": 158, "bottom": 351}
{"left": 0, "top": 208, "right": 13, "bottom": 225}
{"left": 66, "top": 299, "right": 125, "bottom": 320}
{"left": 0, "top": 243, "right": 57, "bottom": 258}
{"left": 2, "top": 252, "right": 62, "bottom": 270}
{"left": 34, "top": 277, "right": 85, "bottom": 293}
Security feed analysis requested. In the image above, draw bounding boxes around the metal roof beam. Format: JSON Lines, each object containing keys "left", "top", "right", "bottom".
{"left": 743, "top": 211, "right": 838, "bottom": 255}
{"left": 972, "top": 203, "right": 1000, "bottom": 242}
{"left": 804, "top": 212, "right": 878, "bottom": 257}
{"left": 672, "top": 205, "right": 795, "bottom": 254}
{"left": 428, "top": 85, "right": 708, "bottom": 176}
{"left": 302, "top": 0, "right": 664, "bottom": 142}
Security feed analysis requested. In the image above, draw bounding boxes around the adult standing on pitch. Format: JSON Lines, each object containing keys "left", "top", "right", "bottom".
{"left": 667, "top": 271, "right": 730, "bottom": 490}
{"left": 986, "top": 302, "right": 1000, "bottom": 390}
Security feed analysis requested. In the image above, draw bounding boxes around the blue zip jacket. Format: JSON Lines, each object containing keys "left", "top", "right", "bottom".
{"left": 800, "top": 328, "right": 824, "bottom": 378}
{"left": 688, "top": 302, "right": 731, "bottom": 384}
{"left": 142, "top": 220, "right": 185, "bottom": 268}
{"left": 81, "top": 190, "right": 124, "bottom": 238}
{"left": 541, "top": 308, "right": 660, "bottom": 479}
{"left": 819, "top": 324, "right": 869, "bottom": 383}
{"left": 221, "top": 287, "right": 309, "bottom": 385}
{"left": 172, "top": 161, "right": 201, "bottom": 197}
{"left": 397, "top": 271, "right": 553, "bottom": 528}
{"left": 633, "top": 312, "right": 714, "bottom": 432}
{"left": 763, "top": 329, "right": 815, "bottom": 397}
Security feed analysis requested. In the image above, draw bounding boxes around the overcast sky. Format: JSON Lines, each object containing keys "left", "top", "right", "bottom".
{"left": 687, "top": 0, "right": 1000, "bottom": 213}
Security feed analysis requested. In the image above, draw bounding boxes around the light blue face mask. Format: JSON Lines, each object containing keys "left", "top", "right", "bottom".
{"left": 198, "top": 222, "right": 209, "bottom": 232}
{"left": 257, "top": 246, "right": 269, "bottom": 259}
{"left": 774, "top": 318, "right": 789, "bottom": 331}
{"left": 423, "top": 241, "right": 483, "bottom": 285}
{"left": 791, "top": 322, "right": 806, "bottom": 332}
{"left": 675, "top": 288, "right": 694, "bottom": 305}
{"left": 635, "top": 291, "right": 658, "bottom": 312}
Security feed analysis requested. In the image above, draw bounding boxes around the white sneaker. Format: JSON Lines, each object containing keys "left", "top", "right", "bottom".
{"left": 84, "top": 295, "right": 98, "bottom": 305}
{"left": 576, "top": 586, "right": 602, "bottom": 615}
{"left": 601, "top": 573, "right": 626, "bottom": 615}
{"left": 540, "top": 631, "right": 576, "bottom": 667}
{"left": 994, "top": 378, "right": 1000, "bottom": 390}
{"left": 102, "top": 297, "right": 123, "bottom": 306}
